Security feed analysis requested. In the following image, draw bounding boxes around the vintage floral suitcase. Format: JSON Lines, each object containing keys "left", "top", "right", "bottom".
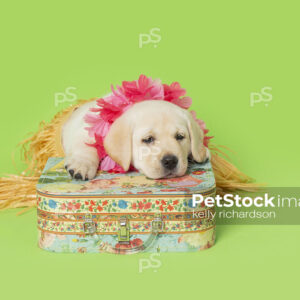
{"left": 37, "top": 157, "right": 216, "bottom": 254}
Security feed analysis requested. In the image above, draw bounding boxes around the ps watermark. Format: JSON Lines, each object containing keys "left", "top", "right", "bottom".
{"left": 138, "top": 141, "right": 161, "bottom": 161}
{"left": 250, "top": 86, "right": 272, "bottom": 107}
{"left": 54, "top": 87, "right": 77, "bottom": 107}
{"left": 250, "top": 86, "right": 273, "bottom": 107}
{"left": 139, "top": 253, "right": 162, "bottom": 273}
{"left": 139, "top": 28, "right": 161, "bottom": 48}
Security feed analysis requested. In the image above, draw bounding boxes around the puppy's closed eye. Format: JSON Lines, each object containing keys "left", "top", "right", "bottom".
{"left": 175, "top": 133, "right": 185, "bottom": 141}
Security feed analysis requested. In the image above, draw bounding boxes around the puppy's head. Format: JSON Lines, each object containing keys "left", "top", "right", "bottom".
{"left": 104, "top": 100, "right": 208, "bottom": 179}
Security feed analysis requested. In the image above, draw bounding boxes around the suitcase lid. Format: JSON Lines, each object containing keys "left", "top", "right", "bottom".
{"left": 36, "top": 157, "right": 215, "bottom": 197}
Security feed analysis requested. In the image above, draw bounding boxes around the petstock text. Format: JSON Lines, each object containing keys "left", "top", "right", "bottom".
{"left": 191, "top": 190, "right": 300, "bottom": 225}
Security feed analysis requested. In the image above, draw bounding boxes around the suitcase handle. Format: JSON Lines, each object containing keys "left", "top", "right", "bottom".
{"left": 111, "top": 216, "right": 163, "bottom": 254}
{"left": 85, "top": 215, "right": 163, "bottom": 254}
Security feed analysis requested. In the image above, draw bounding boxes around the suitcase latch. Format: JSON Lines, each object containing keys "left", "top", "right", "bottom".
{"left": 152, "top": 214, "right": 163, "bottom": 233}
{"left": 118, "top": 216, "right": 130, "bottom": 244}
{"left": 83, "top": 214, "right": 96, "bottom": 235}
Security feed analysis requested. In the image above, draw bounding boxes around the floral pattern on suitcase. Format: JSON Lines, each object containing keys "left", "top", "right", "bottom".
{"left": 37, "top": 158, "right": 216, "bottom": 253}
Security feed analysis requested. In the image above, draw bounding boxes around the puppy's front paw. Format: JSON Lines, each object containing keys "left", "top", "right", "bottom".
{"left": 196, "top": 147, "right": 210, "bottom": 163}
{"left": 65, "top": 155, "right": 98, "bottom": 181}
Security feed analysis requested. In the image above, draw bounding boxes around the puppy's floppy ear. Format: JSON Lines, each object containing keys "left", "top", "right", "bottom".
{"left": 186, "top": 111, "right": 208, "bottom": 163}
{"left": 104, "top": 114, "right": 132, "bottom": 171}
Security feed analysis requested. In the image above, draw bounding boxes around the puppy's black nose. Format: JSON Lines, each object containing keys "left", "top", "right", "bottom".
{"left": 161, "top": 155, "right": 178, "bottom": 170}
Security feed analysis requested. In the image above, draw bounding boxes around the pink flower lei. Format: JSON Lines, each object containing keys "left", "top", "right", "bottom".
{"left": 84, "top": 75, "right": 212, "bottom": 173}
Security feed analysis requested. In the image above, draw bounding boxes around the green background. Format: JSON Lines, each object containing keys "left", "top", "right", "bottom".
{"left": 0, "top": 0, "right": 299, "bottom": 299}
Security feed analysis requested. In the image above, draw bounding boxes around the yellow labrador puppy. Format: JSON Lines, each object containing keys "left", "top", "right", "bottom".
{"left": 62, "top": 100, "right": 209, "bottom": 180}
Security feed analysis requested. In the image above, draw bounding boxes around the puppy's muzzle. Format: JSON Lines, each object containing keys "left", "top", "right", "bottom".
{"left": 161, "top": 155, "right": 178, "bottom": 171}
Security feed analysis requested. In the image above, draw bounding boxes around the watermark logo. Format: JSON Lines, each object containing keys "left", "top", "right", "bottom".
{"left": 139, "top": 253, "right": 162, "bottom": 273}
{"left": 54, "top": 87, "right": 77, "bottom": 107}
{"left": 138, "top": 142, "right": 161, "bottom": 161}
{"left": 190, "top": 188, "right": 300, "bottom": 224}
{"left": 192, "top": 193, "right": 276, "bottom": 208}
{"left": 139, "top": 28, "right": 161, "bottom": 48}
{"left": 250, "top": 86, "right": 272, "bottom": 107}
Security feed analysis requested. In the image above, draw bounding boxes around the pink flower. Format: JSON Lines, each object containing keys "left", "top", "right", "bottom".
{"left": 170, "top": 96, "right": 192, "bottom": 109}
{"left": 96, "top": 97, "right": 129, "bottom": 123}
{"left": 100, "top": 156, "right": 124, "bottom": 172}
{"left": 122, "top": 75, "right": 164, "bottom": 101}
{"left": 84, "top": 113, "right": 110, "bottom": 138}
{"left": 163, "top": 82, "right": 192, "bottom": 109}
{"left": 84, "top": 74, "right": 212, "bottom": 172}
{"left": 87, "top": 134, "right": 107, "bottom": 161}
